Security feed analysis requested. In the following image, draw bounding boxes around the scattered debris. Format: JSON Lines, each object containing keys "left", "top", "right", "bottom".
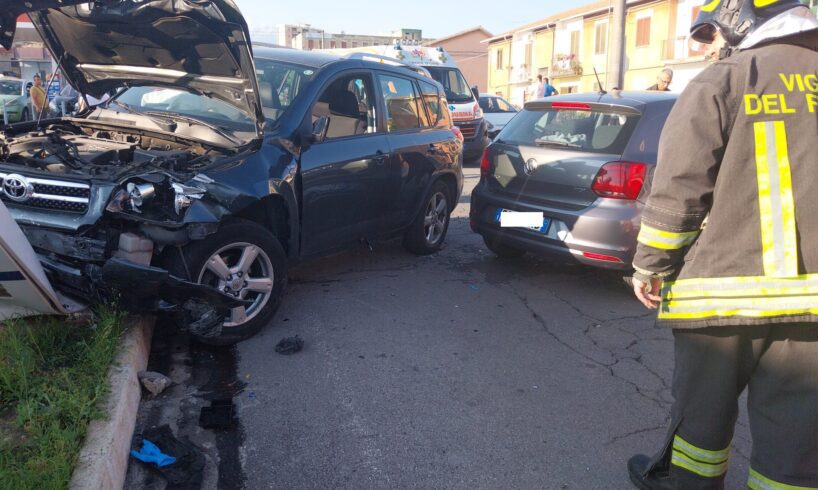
{"left": 138, "top": 371, "right": 172, "bottom": 396}
{"left": 199, "top": 399, "right": 236, "bottom": 430}
{"left": 468, "top": 284, "right": 479, "bottom": 291}
{"left": 130, "top": 439, "right": 176, "bottom": 468}
{"left": 131, "top": 425, "right": 205, "bottom": 488}
{"left": 275, "top": 335, "right": 304, "bottom": 355}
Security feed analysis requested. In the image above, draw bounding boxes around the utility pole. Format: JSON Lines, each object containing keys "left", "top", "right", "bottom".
{"left": 608, "top": 0, "right": 626, "bottom": 89}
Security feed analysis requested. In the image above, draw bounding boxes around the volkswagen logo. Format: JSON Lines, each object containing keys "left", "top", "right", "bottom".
{"left": 2, "top": 174, "right": 33, "bottom": 202}
{"left": 524, "top": 158, "right": 538, "bottom": 176}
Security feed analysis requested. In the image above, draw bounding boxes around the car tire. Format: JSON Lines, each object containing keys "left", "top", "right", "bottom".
{"left": 483, "top": 236, "right": 526, "bottom": 258}
{"left": 20, "top": 108, "right": 29, "bottom": 122}
{"left": 166, "top": 219, "right": 287, "bottom": 346}
{"left": 402, "top": 180, "right": 451, "bottom": 255}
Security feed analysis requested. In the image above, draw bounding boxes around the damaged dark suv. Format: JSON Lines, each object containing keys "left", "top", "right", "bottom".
{"left": 0, "top": 1, "right": 463, "bottom": 344}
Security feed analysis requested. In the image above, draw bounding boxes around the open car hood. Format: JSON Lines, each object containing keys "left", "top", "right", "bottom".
{"left": 0, "top": 0, "right": 264, "bottom": 135}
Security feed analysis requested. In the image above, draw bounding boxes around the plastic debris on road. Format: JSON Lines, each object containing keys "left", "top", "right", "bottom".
{"left": 130, "top": 439, "right": 176, "bottom": 468}
{"left": 130, "top": 425, "right": 205, "bottom": 487}
{"left": 138, "top": 370, "right": 172, "bottom": 396}
{"left": 275, "top": 335, "right": 304, "bottom": 355}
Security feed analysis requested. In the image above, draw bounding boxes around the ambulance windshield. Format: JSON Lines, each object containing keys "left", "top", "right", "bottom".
{"left": 425, "top": 67, "right": 474, "bottom": 104}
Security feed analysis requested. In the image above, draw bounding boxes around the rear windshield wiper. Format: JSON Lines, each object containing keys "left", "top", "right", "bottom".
{"left": 534, "top": 138, "right": 582, "bottom": 149}
{"left": 143, "top": 111, "right": 244, "bottom": 146}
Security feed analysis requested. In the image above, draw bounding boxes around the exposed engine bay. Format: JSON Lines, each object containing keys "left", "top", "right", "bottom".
{"left": 0, "top": 125, "right": 218, "bottom": 180}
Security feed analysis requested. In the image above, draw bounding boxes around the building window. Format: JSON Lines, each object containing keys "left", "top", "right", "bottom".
{"left": 594, "top": 22, "right": 608, "bottom": 55}
{"left": 308, "top": 39, "right": 315, "bottom": 50}
{"left": 688, "top": 7, "right": 706, "bottom": 56}
{"left": 342, "top": 41, "right": 348, "bottom": 48}
{"left": 524, "top": 43, "right": 532, "bottom": 68}
{"left": 636, "top": 17, "right": 651, "bottom": 47}
{"left": 330, "top": 41, "right": 337, "bottom": 48}
{"left": 570, "top": 30, "right": 580, "bottom": 55}
{"left": 496, "top": 48, "right": 504, "bottom": 70}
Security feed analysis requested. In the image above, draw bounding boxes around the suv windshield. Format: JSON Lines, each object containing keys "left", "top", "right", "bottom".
{"left": 0, "top": 80, "right": 20, "bottom": 96}
{"left": 425, "top": 67, "right": 474, "bottom": 104}
{"left": 500, "top": 107, "right": 640, "bottom": 154}
{"left": 253, "top": 58, "right": 315, "bottom": 125}
{"left": 113, "top": 86, "right": 257, "bottom": 134}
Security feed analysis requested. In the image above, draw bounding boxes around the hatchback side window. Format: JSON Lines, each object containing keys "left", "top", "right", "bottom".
{"left": 313, "top": 73, "right": 376, "bottom": 140}
{"left": 378, "top": 75, "right": 421, "bottom": 132}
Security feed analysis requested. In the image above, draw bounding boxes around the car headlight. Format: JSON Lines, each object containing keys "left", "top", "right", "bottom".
{"left": 4, "top": 99, "right": 19, "bottom": 108}
{"left": 126, "top": 182, "right": 155, "bottom": 213}
{"left": 172, "top": 183, "right": 205, "bottom": 215}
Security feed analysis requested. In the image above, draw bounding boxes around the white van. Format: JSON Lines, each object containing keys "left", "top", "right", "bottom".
{"left": 318, "top": 44, "right": 489, "bottom": 160}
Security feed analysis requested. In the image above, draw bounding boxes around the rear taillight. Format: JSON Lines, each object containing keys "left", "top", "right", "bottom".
{"left": 591, "top": 161, "right": 647, "bottom": 200}
{"left": 581, "top": 251, "right": 624, "bottom": 263}
{"left": 451, "top": 125, "right": 464, "bottom": 143}
{"left": 480, "top": 147, "right": 491, "bottom": 177}
{"left": 551, "top": 102, "right": 592, "bottom": 110}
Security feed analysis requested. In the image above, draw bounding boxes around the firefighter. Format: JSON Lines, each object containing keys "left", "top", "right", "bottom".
{"left": 628, "top": 0, "right": 818, "bottom": 488}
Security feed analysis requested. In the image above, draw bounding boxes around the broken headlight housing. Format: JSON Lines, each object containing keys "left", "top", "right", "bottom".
{"left": 107, "top": 178, "right": 205, "bottom": 218}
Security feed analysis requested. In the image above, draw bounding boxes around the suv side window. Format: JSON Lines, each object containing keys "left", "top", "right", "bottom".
{"left": 313, "top": 73, "right": 376, "bottom": 140}
{"left": 378, "top": 74, "right": 421, "bottom": 132}
{"left": 418, "top": 80, "right": 450, "bottom": 130}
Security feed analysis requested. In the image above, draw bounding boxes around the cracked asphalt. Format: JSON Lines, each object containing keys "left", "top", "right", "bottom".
{"left": 236, "top": 165, "right": 753, "bottom": 489}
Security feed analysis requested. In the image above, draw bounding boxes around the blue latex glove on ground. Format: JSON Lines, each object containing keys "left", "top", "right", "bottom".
{"left": 130, "top": 439, "right": 177, "bottom": 468}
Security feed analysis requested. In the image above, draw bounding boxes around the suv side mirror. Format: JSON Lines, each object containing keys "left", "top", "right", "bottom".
{"left": 311, "top": 116, "right": 329, "bottom": 144}
{"left": 472, "top": 85, "right": 479, "bottom": 100}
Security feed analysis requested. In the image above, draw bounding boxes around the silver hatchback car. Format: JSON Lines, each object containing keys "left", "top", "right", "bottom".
{"left": 469, "top": 91, "right": 676, "bottom": 270}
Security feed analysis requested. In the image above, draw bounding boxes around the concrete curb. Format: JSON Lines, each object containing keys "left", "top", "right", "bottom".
{"left": 69, "top": 315, "right": 155, "bottom": 490}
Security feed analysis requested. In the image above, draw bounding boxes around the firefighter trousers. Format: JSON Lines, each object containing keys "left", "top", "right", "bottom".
{"left": 643, "top": 323, "right": 818, "bottom": 489}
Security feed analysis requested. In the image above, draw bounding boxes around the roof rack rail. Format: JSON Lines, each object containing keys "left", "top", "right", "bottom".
{"left": 343, "top": 53, "right": 431, "bottom": 78}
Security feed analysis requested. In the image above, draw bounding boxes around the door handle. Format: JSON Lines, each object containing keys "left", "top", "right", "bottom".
{"left": 373, "top": 151, "right": 388, "bottom": 165}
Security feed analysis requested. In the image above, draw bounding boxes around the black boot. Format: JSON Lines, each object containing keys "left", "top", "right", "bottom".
{"left": 628, "top": 454, "right": 674, "bottom": 489}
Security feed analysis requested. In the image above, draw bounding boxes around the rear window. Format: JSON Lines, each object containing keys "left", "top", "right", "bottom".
{"left": 499, "top": 107, "right": 640, "bottom": 154}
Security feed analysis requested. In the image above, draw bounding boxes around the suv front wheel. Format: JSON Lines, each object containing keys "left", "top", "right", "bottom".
{"left": 168, "top": 219, "right": 287, "bottom": 345}
{"left": 403, "top": 180, "right": 451, "bottom": 255}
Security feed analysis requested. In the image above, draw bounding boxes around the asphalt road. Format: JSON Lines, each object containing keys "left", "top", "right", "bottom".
{"left": 235, "top": 164, "right": 753, "bottom": 489}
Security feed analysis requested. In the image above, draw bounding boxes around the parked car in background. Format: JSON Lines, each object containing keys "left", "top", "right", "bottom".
{"left": 0, "top": 77, "right": 31, "bottom": 123}
{"left": 0, "top": 0, "right": 463, "bottom": 345}
{"left": 470, "top": 92, "right": 676, "bottom": 269}
{"left": 479, "top": 93, "right": 518, "bottom": 139}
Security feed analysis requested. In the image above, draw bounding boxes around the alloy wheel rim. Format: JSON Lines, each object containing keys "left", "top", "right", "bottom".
{"left": 197, "top": 242, "right": 275, "bottom": 327}
{"left": 423, "top": 192, "right": 448, "bottom": 244}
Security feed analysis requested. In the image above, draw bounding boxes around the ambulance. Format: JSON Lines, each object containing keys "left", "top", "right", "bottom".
{"left": 319, "top": 43, "right": 489, "bottom": 160}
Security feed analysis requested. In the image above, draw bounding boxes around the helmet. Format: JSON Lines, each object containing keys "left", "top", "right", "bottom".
{"left": 691, "top": 0, "right": 805, "bottom": 46}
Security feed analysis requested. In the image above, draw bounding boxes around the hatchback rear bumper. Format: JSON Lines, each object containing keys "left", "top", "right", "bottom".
{"left": 469, "top": 181, "right": 642, "bottom": 270}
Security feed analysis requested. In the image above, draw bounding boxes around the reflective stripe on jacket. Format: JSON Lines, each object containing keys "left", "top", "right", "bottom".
{"left": 633, "top": 30, "right": 818, "bottom": 328}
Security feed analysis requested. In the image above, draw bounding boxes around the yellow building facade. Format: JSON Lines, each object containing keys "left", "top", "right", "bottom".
{"left": 485, "top": 0, "right": 712, "bottom": 106}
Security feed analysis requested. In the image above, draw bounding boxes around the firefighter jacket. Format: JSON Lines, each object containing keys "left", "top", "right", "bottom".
{"left": 633, "top": 27, "right": 818, "bottom": 329}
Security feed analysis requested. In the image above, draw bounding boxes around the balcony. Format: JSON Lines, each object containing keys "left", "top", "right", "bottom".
{"left": 551, "top": 54, "right": 582, "bottom": 77}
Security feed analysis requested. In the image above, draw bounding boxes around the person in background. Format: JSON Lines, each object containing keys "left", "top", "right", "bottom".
{"left": 29, "top": 74, "right": 47, "bottom": 118}
{"left": 646, "top": 68, "right": 673, "bottom": 91}
{"left": 543, "top": 77, "right": 558, "bottom": 97}
{"left": 49, "top": 82, "right": 79, "bottom": 116}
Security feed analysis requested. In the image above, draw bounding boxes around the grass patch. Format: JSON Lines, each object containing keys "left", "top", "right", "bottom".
{"left": 0, "top": 307, "right": 125, "bottom": 489}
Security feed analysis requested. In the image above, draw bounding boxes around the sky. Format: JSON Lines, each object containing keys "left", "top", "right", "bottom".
{"left": 234, "top": 0, "right": 566, "bottom": 39}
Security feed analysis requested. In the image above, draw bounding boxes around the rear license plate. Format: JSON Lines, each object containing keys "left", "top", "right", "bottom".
{"left": 496, "top": 209, "right": 551, "bottom": 233}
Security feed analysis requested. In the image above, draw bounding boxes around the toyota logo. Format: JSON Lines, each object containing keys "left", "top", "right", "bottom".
{"left": 2, "top": 174, "right": 33, "bottom": 202}
{"left": 524, "top": 158, "right": 538, "bottom": 176}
